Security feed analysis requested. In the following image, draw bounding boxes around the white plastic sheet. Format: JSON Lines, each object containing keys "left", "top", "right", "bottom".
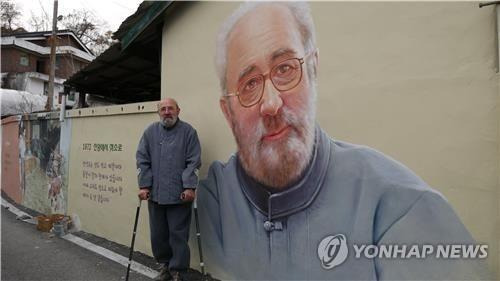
{"left": 0, "top": 89, "right": 47, "bottom": 116}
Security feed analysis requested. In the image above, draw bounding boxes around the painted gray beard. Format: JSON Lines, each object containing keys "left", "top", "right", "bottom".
{"left": 161, "top": 116, "right": 177, "bottom": 128}
{"left": 233, "top": 92, "right": 316, "bottom": 190}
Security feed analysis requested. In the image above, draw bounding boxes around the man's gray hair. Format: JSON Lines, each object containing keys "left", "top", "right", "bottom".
{"left": 215, "top": 2, "right": 317, "bottom": 94}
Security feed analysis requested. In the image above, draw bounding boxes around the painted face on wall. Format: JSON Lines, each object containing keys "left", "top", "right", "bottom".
{"left": 158, "top": 99, "right": 180, "bottom": 128}
{"left": 221, "top": 4, "right": 318, "bottom": 189}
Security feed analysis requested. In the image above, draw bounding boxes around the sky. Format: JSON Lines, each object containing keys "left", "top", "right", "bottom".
{"left": 15, "top": 0, "right": 144, "bottom": 32}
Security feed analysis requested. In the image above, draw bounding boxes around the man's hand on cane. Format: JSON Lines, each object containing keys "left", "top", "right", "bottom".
{"left": 180, "top": 189, "right": 195, "bottom": 202}
{"left": 138, "top": 188, "right": 150, "bottom": 200}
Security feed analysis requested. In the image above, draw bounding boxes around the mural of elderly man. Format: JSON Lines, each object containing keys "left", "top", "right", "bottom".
{"left": 46, "top": 142, "right": 64, "bottom": 213}
{"left": 197, "top": 2, "right": 491, "bottom": 280}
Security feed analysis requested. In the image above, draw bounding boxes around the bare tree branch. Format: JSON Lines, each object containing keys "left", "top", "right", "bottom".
{"left": 24, "top": 6, "right": 115, "bottom": 55}
{"left": 1, "top": 0, "right": 21, "bottom": 31}
{"left": 58, "top": 9, "right": 114, "bottom": 55}
{"left": 28, "top": 10, "right": 50, "bottom": 32}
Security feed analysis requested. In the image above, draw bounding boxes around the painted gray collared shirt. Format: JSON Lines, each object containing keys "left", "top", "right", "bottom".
{"left": 136, "top": 119, "right": 201, "bottom": 205}
{"left": 197, "top": 126, "right": 490, "bottom": 280}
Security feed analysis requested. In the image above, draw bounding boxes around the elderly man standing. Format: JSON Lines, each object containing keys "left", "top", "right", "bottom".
{"left": 197, "top": 2, "right": 490, "bottom": 280}
{"left": 136, "top": 98, "right": 201, "bottom": 281}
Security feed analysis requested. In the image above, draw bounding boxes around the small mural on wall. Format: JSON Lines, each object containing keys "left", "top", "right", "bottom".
{"left": 20, "top": 117, "right": 66, "bottom": 215}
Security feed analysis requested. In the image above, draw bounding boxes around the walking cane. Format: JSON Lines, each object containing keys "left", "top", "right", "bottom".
{"left": 193, "top": 197, "right": 206, "bottom": 276}
{"left": 125, "top": 198, "right": 142, "bottom": 281}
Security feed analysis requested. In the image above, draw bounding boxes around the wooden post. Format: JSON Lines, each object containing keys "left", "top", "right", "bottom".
{"left": 45, "top": 0, "right": 58, "bottom": 111}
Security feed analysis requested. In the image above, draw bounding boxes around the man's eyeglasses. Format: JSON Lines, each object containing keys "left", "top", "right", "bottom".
{"left": 224, "top": 52, "right": 313, "bottom": 108}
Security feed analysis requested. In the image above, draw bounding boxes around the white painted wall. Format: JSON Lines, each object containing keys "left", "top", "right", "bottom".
{"left": 25, "top": 78, "right": 44, "bottom": 96}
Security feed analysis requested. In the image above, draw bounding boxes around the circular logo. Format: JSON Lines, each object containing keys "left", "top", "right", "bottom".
{"left": 317, "top": 234, "right": 348, "bottom": 269}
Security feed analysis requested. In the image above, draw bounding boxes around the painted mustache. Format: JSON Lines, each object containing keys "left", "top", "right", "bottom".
{"left": 255, "top": 107, "right": 302, "bottom": 144}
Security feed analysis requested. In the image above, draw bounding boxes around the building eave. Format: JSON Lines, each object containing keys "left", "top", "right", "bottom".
{"left": 1, "top": 36, "right": 96, "bottom": 62}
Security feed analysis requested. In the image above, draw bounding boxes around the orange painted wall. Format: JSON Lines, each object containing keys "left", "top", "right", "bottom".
{"left": 1, "top": 116, "right": 22, "bottom": 203}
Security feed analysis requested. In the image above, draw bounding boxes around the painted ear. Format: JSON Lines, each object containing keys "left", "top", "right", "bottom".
{"left": 312, "top": 48, "right": 319, "bottom": 77}
{"left": 220, "top": 97, "right": 234, "bottom": 130}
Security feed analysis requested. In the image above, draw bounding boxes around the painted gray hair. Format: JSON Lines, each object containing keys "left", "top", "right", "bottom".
{"left": 215, "top": 2, "right": 317, "bottom": 94}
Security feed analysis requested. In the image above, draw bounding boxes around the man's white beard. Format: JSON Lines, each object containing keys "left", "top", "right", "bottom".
{"left": 162, "top": 116, "right": 177, "bottom": 128}
{"left": 233, "top": 86, "right": 317, "bottom": 189}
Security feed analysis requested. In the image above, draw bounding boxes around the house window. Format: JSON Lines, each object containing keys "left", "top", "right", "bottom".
{"left": 36, "top": 60, "right": 45, "bottom": 73}
{"left": 56, "top": 57, "right": 62, "bottom": 70}
{"left": 20, "top": 53, "right": 29, "bottom": 66}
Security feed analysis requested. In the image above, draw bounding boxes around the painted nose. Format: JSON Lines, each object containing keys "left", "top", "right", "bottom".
{"left": 260, "top": 80, "right": 283, "bottom": 116}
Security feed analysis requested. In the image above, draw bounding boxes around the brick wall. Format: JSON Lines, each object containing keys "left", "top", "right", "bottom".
{"left": 61, "top": 35, "right": 84, "bottom": 50}
{"left": 55, "top": 56, "right": 88, "bottom": 79}
{"left": 1, "top": 48, "right": 38, "bottom": 73}
{"left": 2, "top": 48, "right": 89, "bottom": 79}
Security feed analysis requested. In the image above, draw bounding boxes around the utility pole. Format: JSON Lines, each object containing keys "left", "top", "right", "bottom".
{"left": 45, "top": 0, "right": 58, "bottom": 111}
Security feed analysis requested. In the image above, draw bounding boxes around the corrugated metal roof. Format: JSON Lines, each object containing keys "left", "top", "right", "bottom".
{"left": 64, "top": 1, "right": 177, "bottom": 103}
{"left": 3, "top": 2, "right": 175, "bottom": 104}
{"left": 64, "top": 39, "right": 161, "bottom": 103}
{"left": 120, "top": 1, "right": 171, "bottom": 50}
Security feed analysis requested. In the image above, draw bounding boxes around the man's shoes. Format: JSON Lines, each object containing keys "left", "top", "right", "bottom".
{"left": 154, "top": 266, "right": 172, "bottom": 281}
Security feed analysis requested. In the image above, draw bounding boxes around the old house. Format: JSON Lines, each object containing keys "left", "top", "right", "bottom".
{"left": 1, "top": 30, "right": 95, "bottom": 110}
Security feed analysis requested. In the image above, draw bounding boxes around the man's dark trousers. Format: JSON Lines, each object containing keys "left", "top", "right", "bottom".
{"left": 148, "top": 200, "right": 192, "bottom": 270}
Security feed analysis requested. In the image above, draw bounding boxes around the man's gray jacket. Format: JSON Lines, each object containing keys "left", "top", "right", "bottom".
{"left": 136, "top": 119, "right": 201, "bottom": 205}
{"left": 197, "top": 126, "right": 490, "bottom": 280}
